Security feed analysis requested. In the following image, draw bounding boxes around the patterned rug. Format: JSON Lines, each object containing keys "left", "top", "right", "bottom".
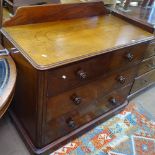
{"left": 52, "top": 102, "right": 155, "bottom": 155}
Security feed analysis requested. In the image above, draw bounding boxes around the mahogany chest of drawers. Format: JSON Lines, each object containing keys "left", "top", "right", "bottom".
{"left": 111, "top": 5, "right": 155, "bottom": 96}
{"left": 2, "top": 34, "right": 152, "bottom": 154}
{"left": 112, "top": 6, "right": 155, "bottom": 96}
{"left": 130, "top": 40, "right": 155, "bottom": 94}
{"left": 1, "top": 2, "right": 154, "bottom": 155}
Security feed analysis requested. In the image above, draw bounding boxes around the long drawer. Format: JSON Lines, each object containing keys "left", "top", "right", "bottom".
{"left": 130, "top": 69, "right": 155, "bottom": 94}
{"left": 46, "top": 66, "right": 137, "bottom": 120}
{"left": 137, "top": 56, "right": 155, "bottom": 76}
{"left": 47, "top": 43, "right": 147, "bottom": 97}
{"left": 45, "top": 84, "right": 131, "bottom": 144}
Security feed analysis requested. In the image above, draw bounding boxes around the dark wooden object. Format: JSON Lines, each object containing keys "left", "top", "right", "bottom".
{"left": 131, "top": 69, "right": 155, "bottom": 94}
{"left": 130, "top": 39, "right": 155, "bottom": 95}
{"left": 110, "top": 6, "right": 155, "bottom": 97}
{"left": 3, "top": 0, "right": 61, "bottom": 14}
{"left": 0, "top": 3, "right": 154, "bottom": 155}
{"left": 2, "top": 32, "right": 151, "bottom": 154}
{"left": 3, "top": 2, "right": 109, "bottom": 27}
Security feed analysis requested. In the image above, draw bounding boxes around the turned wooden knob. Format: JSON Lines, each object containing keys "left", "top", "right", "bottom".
{"left": 71, "top": 94, "right": 81, "bottom": 105}
{"left": 117, "top": 76, "right": 126, "bottom": 84}
{"left": 66, "top": 118, "right": 76, "bottom": 128}
{"left": 125, "top": 53, "right": 134, "bottom": 61}
{"left": 109, "top": 97, "right": 118, "bottom": 106}
{"left": 77, "top": 70, "right": 87, "bottom": 79}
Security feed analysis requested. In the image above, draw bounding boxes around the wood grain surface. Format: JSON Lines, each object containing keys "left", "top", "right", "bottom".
{"left": 46, "top": 67, "right": 137, "bottom": 120}
{"left": 144, "top": 40, "right": 155, "bottom": 58}
{"left": 137, "top": 56, "right": 155, "bottom": 76}
{"left": 3, "top": 2, "right": 108, "bottom": 26}
{"left": 130, "top": 69, "right": 155, "bottom": 94}
{"left": 45, "top": 84, "right": 131, "bottom": 145}
{"left": 3, "top": 0, "right": 104, "bottom": 14}
{"left": 3, "top": 15, "right": 153, "bottom": 69}
{"left": 1, "top": 3, "right": 154, "bottom": 153}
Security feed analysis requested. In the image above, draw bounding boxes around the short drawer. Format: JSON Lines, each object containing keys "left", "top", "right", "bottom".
{"left": 45, "top": 84, "right": 131, "bottom": 144}
{"left": 109, "top": 42, "right": 148, "bottom": 71}
{"left": 144, "top": 40, "right": 155, "bottom": 58}
{"left": 130, "top": 69, "right": 155, "bottom": 94}
{"left": 46, "top": 66, "right": 137, "bottom": 121}
{"left": 137, "top": 56, "right": 155, "bottom": 76}
{"left": 47, "top": 43, "right": 147, "bottom": 97}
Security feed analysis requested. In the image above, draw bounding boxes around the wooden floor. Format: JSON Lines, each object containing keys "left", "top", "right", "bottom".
{"left": 0, "top": 85, "right": 155, "bottom": 155}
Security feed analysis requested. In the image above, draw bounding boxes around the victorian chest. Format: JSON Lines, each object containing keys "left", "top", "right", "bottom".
{"left": 0, "top": 2, "right": 154, "bottom": 155}
{"left": 131, "top": 39, "right": 155, "bottom": 94}
{"left": 111, "top": 6, "right": 155, "bottom": 96}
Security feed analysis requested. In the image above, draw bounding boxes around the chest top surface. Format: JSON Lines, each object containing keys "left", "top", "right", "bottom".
{"left": 3, "top": 14, "right": 154, "bottom": 69}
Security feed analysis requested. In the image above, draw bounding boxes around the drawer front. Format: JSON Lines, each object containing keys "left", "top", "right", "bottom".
{"left": 47, "top": 67, "right": 137, "bottom": 121}
{"left": 109, "top": 42, "right": 148, "bottom": 71}
{"left": 45, "top": 84, "right": 131, "bottom": 144}
{"left": 144, "top": 40, "right": 155, "bottom": 58}
{"left": 137, "top": 56, "right": 155, "bottom": 76}
{"left": 47, "top": 53, "right": 111, "bottom": 97}
{"left": 130, "top": 69, "right": 155, "bottom": 94}
{"left": 47, "top": 43, "right": 147, "bottom": 97}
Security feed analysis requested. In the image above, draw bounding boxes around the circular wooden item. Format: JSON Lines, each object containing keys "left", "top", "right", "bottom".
{"left": 0, "top": 52, "right": 16, "bottom": 118}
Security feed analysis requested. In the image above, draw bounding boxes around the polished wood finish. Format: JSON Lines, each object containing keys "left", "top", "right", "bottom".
{"left": 1, "top": 30, "right": 150, "bottom": 152}
{"left": 1, "top": 38, "right": 148, "bottom": 153}
{"left": 130, "top": 69, "right": 155, "bottom": 94}
{"left": 10, "top": 100, "right": 128, "bottom": 155}
{"left": 3, "top": 2, "right": 108, "bottom": 26}
{"left": 130, "top": 40, "right": 155, "bottom": 95}
{"left": 3, "top": 0, "right": 87, "bottom": 14}
{"left": 47, "top": 43, "right": 146, "bottom": 97}
{"left": 137, "top": 56, "right": 155, "bottom": 76}
{"left": 45, "top": 84, "right": 131, "bottom": 144}
{"left": 3, "top": 15, "right": 153, "bottom": 69}
{"left": 47, "top": 67, "right": 137, "bottom": 120}
{"left": 108, "top": 43, "right": 148, "bottom": 70}
{"left": 1, "top": 33, "right": 44, "bottom": 147}
{"left": 47, "top": 53, "right": 111, "bottom": 97}
{"left": 1, "top": 3, "right": 154, "bottom": 155}
{"left": 114, "top": 6, "right": 155, "bottom": 96}
{"left": 144, "top": 39, "right": 155, "bottom": 58}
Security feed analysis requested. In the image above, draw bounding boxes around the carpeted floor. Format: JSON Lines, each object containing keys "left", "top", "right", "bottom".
{"left": 52, "top": 102, "right": 155, "bottom": 155}
{"left": 0, "top": 86, "right": 155, "bottom": 155}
